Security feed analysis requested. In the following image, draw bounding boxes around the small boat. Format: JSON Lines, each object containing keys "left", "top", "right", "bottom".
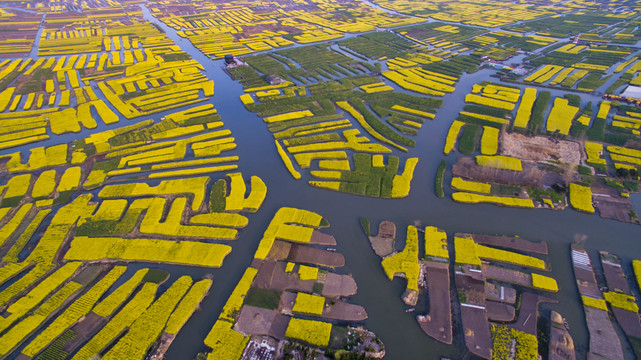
{"left": 406, "top": 308, "right": 415, "bottom": 313}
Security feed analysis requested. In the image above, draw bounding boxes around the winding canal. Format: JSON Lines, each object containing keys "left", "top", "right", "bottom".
{"left": 131, "top": 6, "right": 641, "bottom": 360}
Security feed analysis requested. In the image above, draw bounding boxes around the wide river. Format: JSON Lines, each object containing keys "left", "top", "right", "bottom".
{"left": 89, "top": 8, "right": 641, "bottom": 360}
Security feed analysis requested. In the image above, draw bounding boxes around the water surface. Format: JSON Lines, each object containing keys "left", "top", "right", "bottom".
{"left": 109, "top": 9, "right": 641, "bottom": 360}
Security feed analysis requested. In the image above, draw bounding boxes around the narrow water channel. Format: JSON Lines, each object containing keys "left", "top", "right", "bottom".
{"left": 110, "top": 7, "right": 641, "bottom": 360}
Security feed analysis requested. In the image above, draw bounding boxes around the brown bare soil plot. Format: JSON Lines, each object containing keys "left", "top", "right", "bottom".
{"left": 500, "top": 132, "right": 581, "bottom": 164}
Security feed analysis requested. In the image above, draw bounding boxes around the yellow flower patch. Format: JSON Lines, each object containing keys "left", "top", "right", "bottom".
{"left": 165, "top": 279, "right": 213, "bottom": 335}
{"left": 391, "top": 104, "right": 435, "bottom": 119}
{"left": 451, "top": 177, "right": 491, "bottom": 193}
{"left": 575, "top": 114, "right": 591, "bottom": 126}
{"left": 292, "top": 293, "right": 325, "bottom": 315}
{"left": 391, "top": 158, "right": 418, "bottom": 198}
{"left": 476, "top": 155, "right": 522, "bottom": 171}
{"left": 219, "top": 268, "right": 257, "bottom": 322}
{"left": 256, "top": 89, "right": 280, "bottom": 97}
{"left": 285, "top": 262, "right": 295, "bottom": 272}
{"left": 633, "top": 260, "right": 641, "bottom": 294}
{"left": 585, "top": 142, "right": 606, "bottom": 165}
{"left": 573, "top": 63, "right": 609, "bottom": 71}
{"left": 524, "top": 64, "right": 563, "bottom": 82}
{"left": 531, "top": 273, "right": 558, "bottom": 292}
{"left": 253, "top": 208, "right": 323, "bottom": 260}
{"left": 32, "top": 170, "right": 57, "bottom": 199}
{"left": 608, "top": 145, "right": 641, "bottom": 158}
{"left": 459, "top": 111, "right": 509, "bottom": 125}
{"left": 603, "top": 291, "right": 639, "bottom": 312}
{"left": 298, "top": 265, "right": 318, "bottom": 281}
{"left": 264, "top": 110, "right": 314, "bottom": 123}
{"left": 22, "top": 266, "right": 128, "bottom": 357}
{"left": 480, "top": 126, "right": 499, "bottom": 155}
{"left": 556, "top": 44, "right": 585, "bottom": 54}
{"left": 452, "top": 192, "right": 534, "bottom": 208}
{"left": 381, "top": 226, "right": 420, "bottom": 291}
{"left": 569, "top": 183, "right": 594, "bottom": 213}
{"left": 275, "top": 140, "right": 301, "bottom": 180}
{"left": 203, "top": 320, "right": 249, "bottom": 360}
{"left": 549, "top": 67, "right": 574, "bottom": 85}
{"left": 65, "top": 236, "right": 232, "bottom": 268}
{"left": 336, "top": 101, "right": 404, "bottom": 152}
{"left": 611, "top": 153, "right": 641, "bottom": 166}
{"left": 276, "top": 224, "right": 315, "bottom": 243}
{"left": 535, "top": 65, "right": 564, "bottom": 83}
{"left": 476, "top": 244, "right": 546, "bottom": 269}
{"left": 57, "top": 166, "right": 81, "bottom": 193}
{"left": 424, "top": 226, "right": 448, "bottom": 259}
{"left": 582, "top": 296, "right": 608, "bottom": 311}
{"left": 546, "top": 98, "right": 578, "bottom": 135}
{"left": 444, "top": 120, "right": 464, "bottom": 155}
{"left": 244, "top": 82, "right": 292, "bottom": 92}
{"left": 93, "top": 269, "right": 148, "bottom": 317}
{"left": 239, "top": 94, "right": 254, "bottom": 105}
{"left": 285, "top": 318, "right": 332, "bottom": 347}
{"left": 465, "top": 94, "right": 515, "bottom": 110}
{"left": 454, "top": 235, "right": 481, "bottom": 266}
{"left": 360, "top": 82, "right": 394, "bottom": 93}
